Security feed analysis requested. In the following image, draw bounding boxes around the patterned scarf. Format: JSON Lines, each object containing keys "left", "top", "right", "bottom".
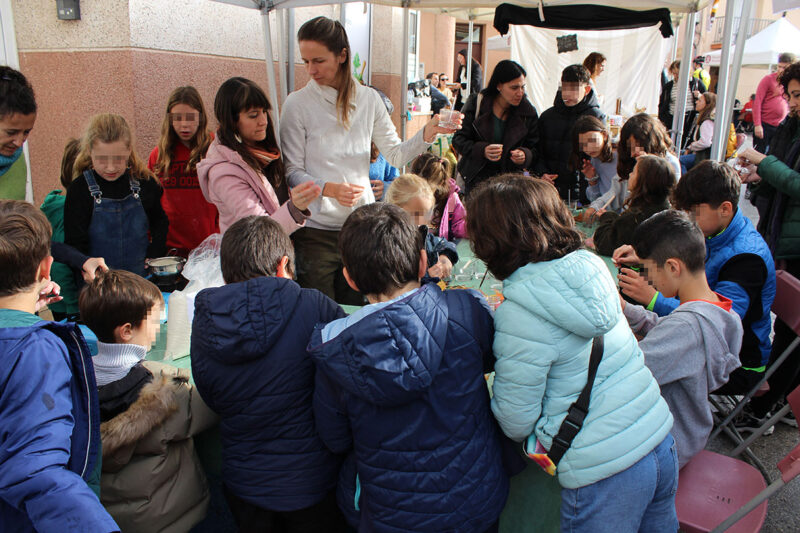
{"left": 246, "top": 146, "right": 281, "bottom": 168}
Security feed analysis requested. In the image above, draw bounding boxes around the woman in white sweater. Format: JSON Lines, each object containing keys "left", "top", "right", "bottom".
{"left": 680, "top": 92, "right": 716, "bottom": 175}
{"left": 280, "top": 16, "right": 457, "bottom": 304}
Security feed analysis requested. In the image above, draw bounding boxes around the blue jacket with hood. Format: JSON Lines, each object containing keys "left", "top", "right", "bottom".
{"left": 190, "top": 276, "right": 345, "bottom": 512}
{"left": 492, "top": 250, "right": 673, "bottom": 490}
{"left": 0, "top": 318, "right": 118, "bottom": 532}
{"left": 308, "top": 284, "right": 509, "bottom": 533}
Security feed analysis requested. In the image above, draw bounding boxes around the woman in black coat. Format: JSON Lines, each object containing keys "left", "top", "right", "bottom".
{"left": 452, "top": 60, "right": 539, "bottom": 195}
{"left": 454, "top": 49, "right": 483, "bottom": 110}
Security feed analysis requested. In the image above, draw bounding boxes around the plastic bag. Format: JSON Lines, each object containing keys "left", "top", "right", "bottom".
{"left": 165, "top": 233, "right": 224, "bottom": 360}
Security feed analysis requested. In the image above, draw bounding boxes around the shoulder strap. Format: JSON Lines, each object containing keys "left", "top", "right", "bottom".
{"left": 548, "top": 335, "right": 604, "bottom": 467}
{"left": 83, "top": 170, "right": 103, "bottom": 204}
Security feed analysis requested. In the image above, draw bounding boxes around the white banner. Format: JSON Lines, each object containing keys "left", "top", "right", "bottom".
{"left": 510, "top": 24, "right": 668, "bottom": 118}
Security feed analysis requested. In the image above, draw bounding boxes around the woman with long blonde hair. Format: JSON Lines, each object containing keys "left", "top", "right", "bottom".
{"left": 65, "top": 113, "right": 168, "bottom": 277}
{"left": 280, "top": 16, "right": 459, "bottom": 304}
{"left": 148, "top": 86, "right": 217, "bottom": 256}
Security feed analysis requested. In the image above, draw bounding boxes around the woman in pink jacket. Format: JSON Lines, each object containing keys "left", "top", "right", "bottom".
{"left": 198, "top": 77, "right": 319, "bottom": 233}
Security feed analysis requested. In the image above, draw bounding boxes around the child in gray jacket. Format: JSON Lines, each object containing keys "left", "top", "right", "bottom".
{"left": 618, "top": 210, "right": 742, "bottom": 468}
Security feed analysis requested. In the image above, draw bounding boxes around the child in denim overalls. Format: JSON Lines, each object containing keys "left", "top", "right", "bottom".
{"left": 65, "top": 114, "right": 168, "bottom": 277}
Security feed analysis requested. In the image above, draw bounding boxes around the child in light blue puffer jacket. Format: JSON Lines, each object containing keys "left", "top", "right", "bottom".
{"left": 467, "top": 175, "right": 677, "bottom": 533}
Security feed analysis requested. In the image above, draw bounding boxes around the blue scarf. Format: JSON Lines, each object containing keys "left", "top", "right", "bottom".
{"left": 0, "top": 147, "right": 22, "bottom": 176}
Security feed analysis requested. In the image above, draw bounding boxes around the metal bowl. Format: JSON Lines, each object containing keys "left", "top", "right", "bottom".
{"left": 146, "top": 256, "right": 186, "bottom": 277}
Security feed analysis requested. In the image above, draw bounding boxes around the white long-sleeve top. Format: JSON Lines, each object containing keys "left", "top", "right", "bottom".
{"left": 280, "top": 80, "right": 431, "bottom": 230}
{"left": 688, "top": 119, "right": 714, "bottom": 152}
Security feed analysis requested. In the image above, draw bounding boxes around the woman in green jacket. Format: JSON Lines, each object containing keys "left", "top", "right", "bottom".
{"left": 738, "top": 60, "right": 800, "bottom": 424}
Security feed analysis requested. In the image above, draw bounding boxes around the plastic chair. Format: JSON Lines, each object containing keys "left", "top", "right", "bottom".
{"left": 676, "top": 386, "right": 800, "bottom": 533}
{"left": 710, "top": 270, "right": 800, "bottom": 455}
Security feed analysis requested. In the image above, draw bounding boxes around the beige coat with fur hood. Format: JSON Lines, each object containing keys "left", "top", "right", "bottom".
{"left": 99, "top": 361, "right": 218, "bottom": 532}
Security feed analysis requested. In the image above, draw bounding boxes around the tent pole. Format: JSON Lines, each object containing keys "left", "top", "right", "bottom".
{"left": 718, "top": 0, "right": 753, "bottom": 159}
{"left": 710, "top": 0, "right": 740, "bottom": 160}
{"left": 466, "top": 17, "right": 474, "bottom": 98}
{"left": 340, "top": 2, "right": 346, "bottom": 23}
{"left": 287, "top": 8, "right": 295, "bottom": 92}
{"left": 401, "top": 1, "right": 410, "bottom": 141}
{"left": 672, "top": 11, "right": 697, "bottom": 149}
{"left": 276, "top": 7, "right": 289, "bottom": 103}
{"left": 261, "top": 4, "right": 281, "bottom": 141}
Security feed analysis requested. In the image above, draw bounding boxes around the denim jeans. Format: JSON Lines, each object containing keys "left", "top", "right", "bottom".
{"left": 679, "top": 153, "right": 696, "bottom": 176}
{"left": 560, "top": 434, "right": 679, "bottom": 533}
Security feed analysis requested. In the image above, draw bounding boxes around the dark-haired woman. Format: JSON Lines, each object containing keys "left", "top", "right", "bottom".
{"left": 280, "top": 16, "right": 456, "bottom": 304}
{"left": 454, "top": 49, "right": 483, "bottom": 110}
{"left": 452, "top": 59, "right": 538, "bottom": 195}
{"left": 197, "top": 77, "right": 320, "bottom": 234}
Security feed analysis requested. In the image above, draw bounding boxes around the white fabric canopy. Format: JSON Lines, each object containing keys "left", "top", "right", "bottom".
{"left": 704, "top": 18, "right": 800, "bottom": 66}
{"left": 511, "top": 24, "right": 668, "bottom": 116}
{"left": 216, "top": 0, "right": 711, "bottom": 15}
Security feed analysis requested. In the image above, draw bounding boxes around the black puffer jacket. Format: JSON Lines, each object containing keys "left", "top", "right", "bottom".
{"left": 452, "top": 92, "right": 539, "bottom": 195}
{"left": 535, "top": 89, "right": 605, "bottom": 199}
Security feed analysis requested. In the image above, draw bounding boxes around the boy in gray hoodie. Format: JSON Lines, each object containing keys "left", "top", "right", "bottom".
{"left": 620, "top": 210, "right": 742, "bottom": 468}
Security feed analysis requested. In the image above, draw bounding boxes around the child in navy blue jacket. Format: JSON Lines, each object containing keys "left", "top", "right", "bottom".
{"left": 0, "top": 200, "right": 118, "bottom": 532}
{"left": 308, "top": 203, "right": 508, "bottom": 532}
{"left": 190, "top": 215, "right": 346, "bottom": 531}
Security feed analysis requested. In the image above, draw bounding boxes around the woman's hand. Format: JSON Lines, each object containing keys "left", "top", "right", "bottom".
{"left": 428, "top": 255, "right": 453, "bottom": 279}
{"left": 618, "top": 268, "right": 656, "bottom": 305}
{"left": 484, "top": 144, "right": 503, "bottom": 162}
{"left": 324, "top": 182, "right": 365, "bottom": 208}
{"left": 540, "top": 173, "right": 557, "bottom": 184}
{"left": 510, "top": 149, "right": 526, "bottom": 166}
{"left": 36, "top": 280, "right": 62, "bottom": 312}
{"left": 81, "top": 257, "right": 108, "bottom": 282}
{"left": 290, "top": 181, "right": 322, "bottom": 211}
{"left": 423, "top": 113, "right": 463, "bottom": 142}
{"left": 370, "top": 180, "right": 384, "bottom": 199}
{"left": 739, "top": 148, "right": 767, "bottom": 166}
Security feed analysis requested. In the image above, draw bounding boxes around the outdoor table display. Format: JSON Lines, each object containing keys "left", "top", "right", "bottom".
{"left": 142, "top": 222, "right": 612, "bottom": 532}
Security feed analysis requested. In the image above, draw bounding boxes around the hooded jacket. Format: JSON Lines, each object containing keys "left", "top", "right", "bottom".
{"left": 98, "top": 360, "right": 216, "bottom": 532}
{"left": 452, "top": 92, "right": 539, "bottom": 195}
{"left": 0, "top": 318, "right": 118, "bottom": 532}
{"left": 436, "top": 179, "right": 467, "bottom": 241}
{"left": 492, "top": 250, "right": 673, "bottom": 489}
{"left": 308, "top": 284, "right": 508, "bottom": 532}
{"left": 536, "top": 89, "right": 605, "bottom": 198}
{"left": 190, "top": 276, "right": 345, "bottom": 511}
{"left": 624, "top": 298, "right": 742, "bottom": 467}
{"left": 197, "top": 136, "right": 304, "bottom": 234}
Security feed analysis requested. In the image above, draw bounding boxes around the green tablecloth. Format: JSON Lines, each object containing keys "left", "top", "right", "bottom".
{"left": 145, "top": 231, "right": 615, "bottom": 533}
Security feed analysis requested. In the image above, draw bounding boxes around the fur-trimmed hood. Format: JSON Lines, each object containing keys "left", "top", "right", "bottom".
{"left": 100, "top": 373, "right": 182, "bottom": 459}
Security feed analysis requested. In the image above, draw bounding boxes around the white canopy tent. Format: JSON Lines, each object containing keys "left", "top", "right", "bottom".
{"left": 214, "top": 0, "right": 745, "bottom": 156}
{"left": 704, "top": 17, "right": 800, "bottom": 66}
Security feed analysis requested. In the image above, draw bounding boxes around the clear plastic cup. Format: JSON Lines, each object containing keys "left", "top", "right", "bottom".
{"left": 439, "top": 108, "right": 460, "bottom": 129}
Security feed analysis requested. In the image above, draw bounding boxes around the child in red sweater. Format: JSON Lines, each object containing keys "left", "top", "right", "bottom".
{"left": 148, "top": 86, "right": 218, "bottom": 256}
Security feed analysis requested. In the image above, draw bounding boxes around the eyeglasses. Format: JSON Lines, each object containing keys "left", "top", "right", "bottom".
{"left": 440, "top": 77, "right": 449, "bottom": 81}
{"left": 169, "top": 112, "right": 199, "bottom": 123}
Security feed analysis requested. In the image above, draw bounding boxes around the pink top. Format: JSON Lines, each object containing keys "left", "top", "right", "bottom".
{"left": 438, "top": 179, "right": 467, "bottom": 241}
{"left": 753, "top": 72, "right": 789, "bottom": 128}
{"left": 197, "top": 137, "right": 304, "bottom": 234}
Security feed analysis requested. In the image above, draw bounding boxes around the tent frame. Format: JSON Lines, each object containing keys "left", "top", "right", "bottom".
{"left": 216, "top": 0, "right": 739, "bottom": 160}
